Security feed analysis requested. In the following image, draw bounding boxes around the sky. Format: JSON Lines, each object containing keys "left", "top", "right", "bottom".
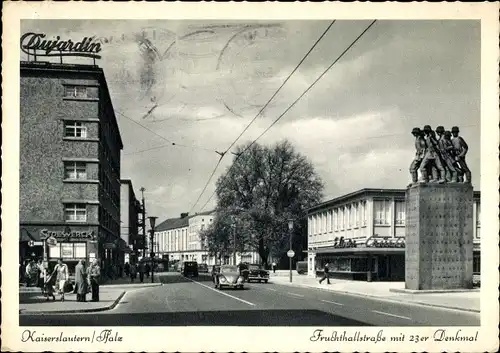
{"left": 21, "top": 20, "right": 481, "bottom": 222}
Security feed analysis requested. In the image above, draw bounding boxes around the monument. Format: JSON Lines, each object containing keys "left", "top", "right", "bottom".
{"left": 404, "top": 125, "right": 473, "bottom": 291}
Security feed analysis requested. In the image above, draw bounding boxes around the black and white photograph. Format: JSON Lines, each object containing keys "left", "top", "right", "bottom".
{"left": 2, "top": 2, "right": 499, "bottom": 352}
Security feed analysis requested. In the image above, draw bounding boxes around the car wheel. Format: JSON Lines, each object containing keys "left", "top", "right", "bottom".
{"left": 264, "top": 279, "right": 268, "bottom": 283}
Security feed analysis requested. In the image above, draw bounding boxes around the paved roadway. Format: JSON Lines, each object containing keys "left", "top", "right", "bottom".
{"left": 20, "top": 273, "right": 479, "bottom": 326}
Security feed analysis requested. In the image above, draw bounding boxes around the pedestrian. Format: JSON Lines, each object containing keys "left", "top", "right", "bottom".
{"left": 129, "top": 263, "right": 137, "bottom": 283}
{"left": 44, "top": 268, "right": 56, "bottom": 301}
{"left": 145, "top": 262, "right": 151, "bottom": 278}
{"left": 138, "top": 261, "right": 145, "bottom": 283}
{"left": 54, "top": 258, "right": 69, "bottom": 301}
{"left": 36, "top": 259, "right": 45, "bottom": 294}
{"left": 25, "top": 260, "right": 36, "bottom": 287}
{"left": 75, "top": 260, "right": 88, "bottom": 302}
{"left": 124, "top": 262, "right": 130, "bottom": 277}
{"left": 319, "top": 263, "right": 331, "bottom": 284}
{"left": 272, "top": 262, "right": 277, "bottom": 274}
{"left": 88, "top": 259, "right": 101, "bottom": 302}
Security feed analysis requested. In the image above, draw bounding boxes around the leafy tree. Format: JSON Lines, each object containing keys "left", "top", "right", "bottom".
{"left": 202, "top": 140, "right": 324, "bottom": 266}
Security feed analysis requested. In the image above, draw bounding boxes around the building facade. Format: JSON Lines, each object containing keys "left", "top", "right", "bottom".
{"left": 20, "top": 61, "right": 125, "bottom": 275}
{"left": 307, "top": 188, "right": 481, "bottom": 281}
{"left": 120, "top": 179, "right": 141, "bottom": 263}
{"left": 154, "top": 211, "right": 261, "bottom": 266}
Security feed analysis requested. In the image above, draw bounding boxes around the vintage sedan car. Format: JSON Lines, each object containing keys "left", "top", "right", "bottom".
{"left": 214, "top": 265, "right": 245, "bottom": 290}
{"left": 247, "top": 264, "right": 269, "bottom": 283}
{"left": 198, "top": 263, "right": 209, "bottom": 273}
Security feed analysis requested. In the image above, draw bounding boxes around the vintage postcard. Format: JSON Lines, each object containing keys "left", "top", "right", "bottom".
{"left": 2, "top": 2, "right": 499, "bottom": 352}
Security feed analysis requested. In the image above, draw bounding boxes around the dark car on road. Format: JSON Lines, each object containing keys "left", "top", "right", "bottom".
{"left": 214, "top": 265, "right": 245, "bottom": 290}
{"left": 182, "top": 261, "right": 198, "bottom": 277}
{"left": 247, "top": 264, "right": 269, "bottom": 283}
{"left": 198, "top": 263, "right": 209, "bottom": 273}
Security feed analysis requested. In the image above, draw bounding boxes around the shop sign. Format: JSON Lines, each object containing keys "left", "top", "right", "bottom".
{"left": 20, "top": 32, "right": 102, "bottom": 59}
{"left": 332, "top": 237, "right": 357, "bottom": 248}
{"left": 365, "top": 236, "right": 405, "bottom": 248}
{"left": 40, "top": 229, "right": 96, "bottom": 240}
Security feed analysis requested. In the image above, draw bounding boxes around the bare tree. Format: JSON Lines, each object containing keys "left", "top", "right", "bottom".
{"left": 203, "top": 140, "right": 324, "bottom": 266}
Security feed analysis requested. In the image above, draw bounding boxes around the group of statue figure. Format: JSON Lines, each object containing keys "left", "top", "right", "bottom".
{"left": 409, "top": 125, "right": 471, "bottom": 186}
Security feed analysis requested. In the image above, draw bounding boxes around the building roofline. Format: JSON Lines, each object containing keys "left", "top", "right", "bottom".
{"left": 308, "top": 187, "right": 481, "bottom": 214}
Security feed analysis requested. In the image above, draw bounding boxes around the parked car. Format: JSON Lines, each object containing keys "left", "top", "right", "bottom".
{"left": 198, "top": 263, "right": 209, "bottom": 273}
{"left": 182, "top": 261, "right": 198, "bottom": 277}
{"left": 296, "top": 261, "right": 307, "bottom": 275}
{"left": 214, "top": 265, "right": 245, "bottom": 290}
{"left": 247, "top": 264, "right": 269, "bottom": 283}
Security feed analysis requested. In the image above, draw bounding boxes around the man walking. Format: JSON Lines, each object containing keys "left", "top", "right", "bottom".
{"left": 75, "top": 260, "right": 88, "bottom": 302}
{"left": 319, "top": 263, "right": 330, "bottom": 284}
{"left": 88, "top": 259, "right": 101, "bottom": 302}
{"left": 138, "top": 261, "right": 145, "bottom": 283}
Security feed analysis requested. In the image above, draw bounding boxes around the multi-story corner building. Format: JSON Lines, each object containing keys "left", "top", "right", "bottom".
{"left": 154, "top": 211, "right": 261, "bottom": 266}
{"left": 120, "top": 179, "right": 141, "bottom": 263}
{"left": 19, "top": 61, "right": 125, "bottom": 274}
{"left": 306, "top": 188, "right": 481, "bottom": 281}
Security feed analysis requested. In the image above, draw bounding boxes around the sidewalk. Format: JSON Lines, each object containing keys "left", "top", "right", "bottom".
{"left": 269, "top": 272, "right": 480, "bottom": 313}
{"left": 19, "top": 288, "right": 125, "bottom": 314}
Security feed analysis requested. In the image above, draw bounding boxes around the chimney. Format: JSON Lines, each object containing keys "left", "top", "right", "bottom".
{"left": 180, "top": 212, "right": 189, "bottom": 219}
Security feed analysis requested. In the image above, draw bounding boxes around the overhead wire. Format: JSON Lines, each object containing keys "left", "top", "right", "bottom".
{"left": 115, "top": 110, "right": 217, "bottom": 153}
{"left": 188, "top": 20, "right": 337, "bottom": 213}
{"left": 198, "top": 20, "right": 378, "bottom": 212}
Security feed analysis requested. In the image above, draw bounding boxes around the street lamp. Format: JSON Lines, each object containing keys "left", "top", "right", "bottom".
{"left": 288, "top": 219, "right": 294, "bottom": 283}
{"left": 148, "top": 216, "right": 158, "bottom": 283}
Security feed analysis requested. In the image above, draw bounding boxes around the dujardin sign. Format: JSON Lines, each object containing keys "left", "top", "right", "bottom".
{"left": 365, "top": 236, "right": 405, "bottom": 248}
{"left": 40, "top": 229, "right": 96, "bottom": 240}
{"left": 21, "top": 32, "right": 102, "bottom": 59}
{"left": 333, "top": 237, "right": 357, "bottom": 249}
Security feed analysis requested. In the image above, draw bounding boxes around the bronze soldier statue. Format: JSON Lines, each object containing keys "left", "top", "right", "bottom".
{"left": 408, "top": 127, "right": 426, "bottom": 186}
{"left": 451, "top": 126, "right": 471, "bottom": 184}
{"left": 419, "top": 125, "right": 446, "bottom": 183}
{"left": 436, "top": 126, "right": 458, "bottom": 183}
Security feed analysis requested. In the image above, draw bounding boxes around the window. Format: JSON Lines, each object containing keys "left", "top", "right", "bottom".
{"left": 374, "top": 199, "right": 391, "bottom": 225}
{"left": 327, "top": 210, "right": 332, "bottom": 232}
{"left": 354, "top": 203, "right": 359, "bottom": 227}
{"left": 333, "top": 209, "right": 338, "bottom": 231}
{"left": 64, "top": 162, "right": 87, "bottom": 180}
{"left": 64, "top": 203, "right": 87, "bottom": 222}
{"left": 61, "top": 243, "right": 74, "bottom": 258}
{"left": 64, "top": 85, "right": 88, "bottom": 98}
{"left": 343, "top": 207, "right": 348, "bottom": 229}
{"left": 395, "top": 200, "right": 405, "bottom": 225}
{"left": 361, "top": 201, "right": 367, "bottom": 226}
{"left": 339, "top": 208, "right": 344, "bottom": 230}
{"left": 323, "top": 212, "right": 327, "bottom": 233}
{"left": 65, "top": 121, "right": 87, "bottom": 138}
{"left": 74, "top": 243, "right": 87, "bottom": 258}
{"left": 348, "top": 205, "right": 354, "bottom": 228}
{"left": 476, "top": 203, "right": 480, "bottom": 227}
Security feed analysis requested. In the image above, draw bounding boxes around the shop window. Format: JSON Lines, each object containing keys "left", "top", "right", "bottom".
{"left": 64, "top": 203, "right": 87, "bottom": 222}
{"left": 61, "top": 243, "right": 74, "bottom": 258}
{"left": 48, "top": 244, "right": 61, "bottom": 258}
{"left": 374, "top": 199, "right": 391, "bottom": 225}
{"left": 64, "top": 85, "right": 88, "bottom": 98}
{"left": 64, "top": 121, "right": 87, "bottom": 138}
{"left": 395, "top": 200, "right": 405, "bottom": 225}
{"left": 64, "top": 162, "right": 87, "bottom": 180}
{"left": 473, "top": 254, "right": 480, "bottom": 274}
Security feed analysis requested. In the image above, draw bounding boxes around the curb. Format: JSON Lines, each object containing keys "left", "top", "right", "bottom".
{"left": 100, "top": 282, "right": 163, "bottom": 289}
{"left": 270, "top": 280, "right": 480, "bottom": 314}
{"left": 19, "top": 291, "right": 126, "bottom": 315}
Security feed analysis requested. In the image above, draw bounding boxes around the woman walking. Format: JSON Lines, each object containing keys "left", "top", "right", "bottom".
{"left": 44, "top": 268, "right": 56, "bottom": 301}
{"left": 54, "top": 258, "right": 69, "bottom": 301}
{"left": 36, "top": 259, "right": 45, "bottom": 294}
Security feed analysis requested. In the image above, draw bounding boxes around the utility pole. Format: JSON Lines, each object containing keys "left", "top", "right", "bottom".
{"left": 140, "top": 187, "right": 146, "bottom": 258}
{"left": 232, "top": 224, "right": 237, "bottom": 266}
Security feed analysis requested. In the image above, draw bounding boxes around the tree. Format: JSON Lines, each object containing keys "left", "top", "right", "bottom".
{"left": 204, "top": 139, "right": 324, "bottom": 266}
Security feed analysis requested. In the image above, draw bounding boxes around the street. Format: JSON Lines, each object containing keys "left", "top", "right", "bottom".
{"left": 20, "top": 273, "right": 479, "bottom": 326}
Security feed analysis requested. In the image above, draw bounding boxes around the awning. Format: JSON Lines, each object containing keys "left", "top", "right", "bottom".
{"left": 313, "top": 247, "right": 404, "bottom": 255}
{"left": 20, "top": 228, "right": 41, "bottom": 242}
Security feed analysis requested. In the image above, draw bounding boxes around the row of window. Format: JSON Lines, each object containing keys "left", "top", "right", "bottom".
{"left": 309, "top": 201, "right": 369, "bottom": 235}
{"left": 48, "top": 242, "right": 87, "bottom": 259}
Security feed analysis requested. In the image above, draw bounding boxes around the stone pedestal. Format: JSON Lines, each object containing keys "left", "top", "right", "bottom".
{"left": 405, "top": 183, "right": 473, "bottom": 290}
